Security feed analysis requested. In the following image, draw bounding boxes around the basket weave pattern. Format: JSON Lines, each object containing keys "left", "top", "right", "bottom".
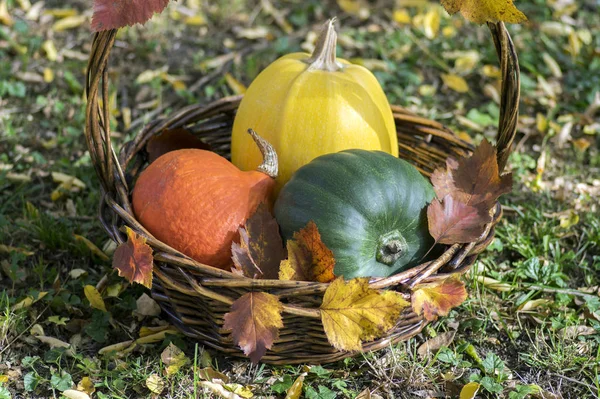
{"left": 85, "top": 22, "right": 519, "bottom": 364}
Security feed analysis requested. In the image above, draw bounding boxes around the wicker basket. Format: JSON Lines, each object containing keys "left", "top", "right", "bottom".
{"left": 85, "top": 22, "right": 519, "bottom": 365}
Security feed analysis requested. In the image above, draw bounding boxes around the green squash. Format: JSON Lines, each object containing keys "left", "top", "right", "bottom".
{"left": 274, "top": 149, "right": 435, "bottom": 279}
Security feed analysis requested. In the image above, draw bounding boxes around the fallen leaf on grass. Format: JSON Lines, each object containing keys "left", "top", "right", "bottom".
{"left": 441, "top": 73, "right": 469, "bottom": 93}
{"left": 92, "top": 0, "right": 170, "bottom": 32}
{"left": 199, "top": 381, "right": 243, "bottom": 399}
{"left": 223, "top": 292, "right": 283, "bottom": 363}
{"left": 146, "top": 373, "right": 164, "bottom": 395}
{"left": 476, "top": 276, "right": 513, "bottom": 292}
{"left": 320, "top": 277, "right": 409, "bottom": 351}
{"left": 517, "top": 298, "right": 552, "bottom": 311}
{"left": 12, "top": 292, "right": 47, "bottom": 310}
{"left": 135, "top": 293, "right": 161, "bottom": 317}
{"left": 98, "top": 340, "right": 135, "bottom": 355}
{"left": 113, "top": 226, "right": 154, "bottom": 289}
{"left": 285, "top": 374, "right": 305, "bottom": 399}
{"left": 224, "top": 73, "right": 247, "bottom": 94}
{"left": 84, "top": 285, "right": 107, "bottom": 312}
{"left": 412, "top": 278, "right": 468, "bottom": 321}
{"left": 279, "top": 221, "right": 336, "bottom": 283}
{"left": 561, "top": 325, "right": 596, "bottom": 340}
{"left": 231, "top": 204, "right": 284, "bottom": 280}
{"left": 440, "top": 0, "right": 527, "bottom": 24}
{"left": 417, "top": 330, "right": 456, "bottom": 358}
{"left": 35, "top": 336, "right": 71, "bottom": 349}
{"left": 459, "top": 382, "right": 480, "bottom": 399}
{"left": 76, "top": 377, "right": 95, "bottom": 396}
{"left": 161, "top": 343, "right": 189, "bottom": 376}
{"left": 62, "top": 390, "right": 91, "bottom": 399}
{"left": 74, "top": 235, "right": 109, "bottom": 261}
{"left": 198, "top": 367, "right": 229, "bottom": 383}
{"left": 146, "top": 128, "right": 211, "bottom": 163}
{"left": 52, "top": 14, "right": 87, "bottom": 31}
{"left": 135, "top": 328, "right": 180, "bottom": 344}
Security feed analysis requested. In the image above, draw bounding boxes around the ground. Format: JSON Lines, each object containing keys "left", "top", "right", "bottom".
{"left": 1, "top": 0, "right": 599, "bottom": 398}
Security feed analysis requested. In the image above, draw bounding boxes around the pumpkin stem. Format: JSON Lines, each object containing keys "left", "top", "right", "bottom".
{"left": 376, "top": 230, "right": 408, "bottom": 266}
{"left": 248, "top": 129, "right": 278, "bottom": 178}
{"left": 307, "top": 18, "right": 342, "bottom": 72}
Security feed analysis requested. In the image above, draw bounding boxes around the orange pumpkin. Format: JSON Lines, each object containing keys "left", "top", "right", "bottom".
{"left": 132, "top": 129, "right": 278, "bottom": 269}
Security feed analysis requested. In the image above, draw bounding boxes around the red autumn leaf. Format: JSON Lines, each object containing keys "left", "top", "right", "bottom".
{"left": 432, "top": 140, "right": 513, "bottom": 207}
{"left": 112, "top": 226, "right": 154, "bottom": 288}
{"left": 91, "top": 0, "right": 171, "bottom": 32}
{"left": 427, "top": 195, "right": 491, "bottom": 244}
{"left": 412, "top": 277, "right": 468, "bottom": 321}
{"left": 231, "top": 203, "right": 284, "bottom": 279}
{"left": 146, "top": 128, "right": 211, "bottom": 163}
{"left": 279, "top": 221, "right": 336, "bottom": 283}
{"left": 223, "top": 292, "right": 283, "bottom": 363}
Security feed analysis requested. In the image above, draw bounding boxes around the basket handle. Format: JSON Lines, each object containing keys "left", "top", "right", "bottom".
{"left": 84, "top": 22, "right": 519, "bottom": 197}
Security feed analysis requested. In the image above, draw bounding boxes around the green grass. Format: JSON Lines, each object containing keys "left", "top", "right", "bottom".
{"left": 1, "top": 0, "right": 599, "bottom": 398}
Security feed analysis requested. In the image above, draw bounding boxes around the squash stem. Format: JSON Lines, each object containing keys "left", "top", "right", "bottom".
{"left": 308, "top": 19, "right": 342, "bottom": 72}
{"left": 376, "top": 231, "right": 408, "bottom": 266}
{"left": 248, "top": 129, "right": 278, "bottom": 178}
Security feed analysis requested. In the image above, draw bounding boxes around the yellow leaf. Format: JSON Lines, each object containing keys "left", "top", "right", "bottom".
{"left": 61, "top": 390, "right": 91, "bottom": 399}
{"left": 42, "top": 40, "right": 58, "bottom": 61}
{"left": 441, "top": 73, "right": 470, "bottom": 93}
{"left": 0, "top": 1, "right": 14, "bottom": 27}
{"left": 146, "top": 374, "right": 165, "bottom": 395}
{"left": 337, "top": 0, "right": 370, "bottom": 19}
{"left": 285, "top": 374, "right": 305, "bottom": 399}
{"left": 135, "top": 67, "right": 168, "bottom": 84}
{"left": 392, "top": 9, "right": 411, "bottom": 25}
{"left": 52, "top": 172, "right": 86, "bottom": 189}
{"left": 12, "top": 291, "right": 47, "bottom": 310}
{"left": 184, "top": 14, "right": 206, "bottom": 26}
{"left": 411, "top": 277, "right": 468, "bottom": 321}
{"left": 224, "top": 73, "right": 247, "bottom": 95}
{"left": 74, "top": 235, "right": 109, "bottom": 261}
{"left": 476, "top": 276, "right": 513, "bottom": 292}
{"left": 98, "top": 340, "right": 135, "bottom": 355}
{"left": 559, "top": 210, "right": 579, "bottom": 229}
{"left": 43, "top": 68, "right": 55, "bottom": 83}
{"left": 320, "top": 277, "right": 409, "bottom": 351}
{"left": 460, "top": 382, "right": 480, "bottom": 399}
{"left": 52, "top": 15, "right": 87, "bottom": 31}
{"left": 161, "top": 343, "right": 189, "bottom": 376}
{"left": 35, "top": 335, "right": 71, "bottom": 349}
{"left": 84, "top": 285, "right": 107, "bottom": 312}
{"left": 0, "top": 375, "right": 8, "bottom": 384}
{"left": 136, "top": 328, "right": 180, "bottom": 344}
{"left": 45, "top": 8, "right": 78, "bottom": 18}
{"left": 422, "top": 8, "right": 440, "bottom": 39}
{"left": 77, "top": 377, "right": 95, "bottom": 395}
{"left": 440, "top": 0, "right": 527, "bottom": 24}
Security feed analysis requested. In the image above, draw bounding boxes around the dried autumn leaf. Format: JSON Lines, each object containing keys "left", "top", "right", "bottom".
{"left": 427, "top": 195, "right": 491, "bottom": 244}
{"left": 84, "top": 285, "right": 107, "bottom": 312}
{"left": 223, "top": 292, "right": 283, "bottom": 363}
{"left": 146, "top": 128, "right": 211, "bottom": 163}
{"left": 231, "top": 204, "right": 284, "bottom": 280}
{"left": 459, "top": 382, "right": 480, "bottom": 399}
{"left": 449, "top": 140, "right": 513, "bottom": 206}
{"left": 161, "top": 343, "right": 188, "bottom": 375}
{"left": 112, "top": 226, "right": 154, "bottom": 289}
{"left": 76, "top": 377, "right": 95, "bottom": 396}
{"left": 91, "top": 0, "right": 170, "bottom": 32}
{"left": 441, "top": 73, "right": 470, "bottom": 93}
{"left": 279, "top": 221, "right": 336, "bottom": 283}
{"left": 411, "top": 277, "right": 468, "bottom": 321}
{"left": 145, "top": 373, "right": 165, "bottom": 395}
{"left": 440, "top": 0, "right": 527, "bottom": 24}
{"left": 320, "top": 277, "right": 409, "bottom": 351}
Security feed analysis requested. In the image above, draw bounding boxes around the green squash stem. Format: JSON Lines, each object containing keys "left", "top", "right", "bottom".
{"left": 376, "top": 230, "right": 408, "bottom": 266}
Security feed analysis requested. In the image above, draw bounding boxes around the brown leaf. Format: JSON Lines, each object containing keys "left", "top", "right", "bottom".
{"left": 427, "top": 195, "right": 491, "bottom": 244}
{"left": 430, "top": 158, "right": 458, "bottom": 199}
{"left": 320, "top": 277, "right": 409, "bottom": 351}
{"left": 279, "top": 221, "right": 336, "bottom": 283}
{"left": 417, "top": 330, "right": 456, "bottom": 358}
{"left": 91, "top": 0, "right": 170, "bottom": 32}
{"left": 223, "top": 292, "right": 283, "bottom": 363}
{"left": 451, "top": 140, "right": 513, "bottom": 206}
{"left": 412, "top": 277, "right": 468, "bottom": 321}
{"left": 112, "top": 226, "right": 154, "bottom": 289}
{"left": 440, "top": 0, "right": 527, "bottom": 24}
{"left": 146, "top": 128, "right": 211, "bottom": 163}
{"left": 231, "top": 203, "right": 284, "bottom": 279}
